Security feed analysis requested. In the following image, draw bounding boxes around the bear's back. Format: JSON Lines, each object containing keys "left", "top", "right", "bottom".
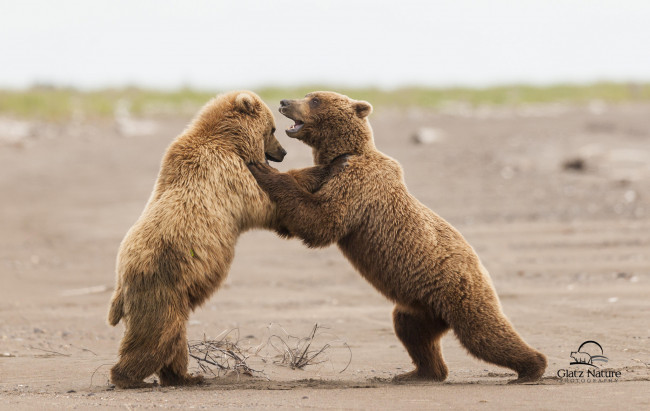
{"left": 117, "top": 133, "right": 275, "bottom": 283}
{"left": 336, "top": 152, "right": 477, "bottom": 304}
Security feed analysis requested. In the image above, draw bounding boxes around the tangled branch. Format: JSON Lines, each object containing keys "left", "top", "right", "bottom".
{"left": 188, "top": 324, "right": 351, "bottom": 379}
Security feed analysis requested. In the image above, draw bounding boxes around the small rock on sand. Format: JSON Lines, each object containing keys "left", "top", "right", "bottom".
{"left": 412, "top": 127, "right": 445, "bottom": 144}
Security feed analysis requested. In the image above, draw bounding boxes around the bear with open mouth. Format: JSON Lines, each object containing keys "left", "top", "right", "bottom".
{"left": 248, "top": 91, "right": 547, "bottom": 383}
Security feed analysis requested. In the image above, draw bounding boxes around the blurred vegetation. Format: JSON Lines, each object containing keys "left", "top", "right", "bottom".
{"left": 1, "top": 82, "right": 649, "bottom": 121}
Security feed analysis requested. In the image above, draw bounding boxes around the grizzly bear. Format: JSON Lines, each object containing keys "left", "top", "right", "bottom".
{"left": 108, "top": 91, "right": 346, "bottom": 389}
{"left": 248, "top": 91, "right": 548, "bottom": 384}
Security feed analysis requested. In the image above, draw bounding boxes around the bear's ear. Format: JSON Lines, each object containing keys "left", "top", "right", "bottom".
{"left": 234, "top": 92, "right": 258, "bottom": 114}
{"left": 353, "top": 100, "right": 373, "bottom": 118}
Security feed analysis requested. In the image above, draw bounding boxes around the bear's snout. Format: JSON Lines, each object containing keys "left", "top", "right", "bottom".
{"left": 280, "top": 99, "right": 291, "bottom": 107}
{"left": 265, "top": 147, "right": 287, "bottom": 162}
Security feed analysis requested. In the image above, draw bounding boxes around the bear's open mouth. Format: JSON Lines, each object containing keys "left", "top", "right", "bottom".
{"left": 287, "top": 120, "right": 304, "bottom": 133}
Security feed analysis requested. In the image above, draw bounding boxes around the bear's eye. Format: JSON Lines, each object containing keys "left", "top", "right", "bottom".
{"left": 310, "top": 97, "right": 320, "bottom": 108}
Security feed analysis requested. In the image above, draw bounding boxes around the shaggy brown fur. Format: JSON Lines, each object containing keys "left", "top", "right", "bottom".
{"left": 248, "top": 91, "right": 547, "bottom": 384}
{"left": 108, "top": 91, "right": 345, "bottom": 389}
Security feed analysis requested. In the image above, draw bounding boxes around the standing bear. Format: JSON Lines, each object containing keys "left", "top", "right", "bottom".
{"left": 108, "top": 91, "right": 345, "bottom": 389}
{"left": 248, "top": 91, "right": 547, "bottom": 383}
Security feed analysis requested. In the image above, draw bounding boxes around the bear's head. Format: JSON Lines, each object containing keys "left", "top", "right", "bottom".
{"left": 195, "top": 91, "right": 286, "bottom": 163}
{"left": 278, "top": 91, "right": 373, "bottom": 164}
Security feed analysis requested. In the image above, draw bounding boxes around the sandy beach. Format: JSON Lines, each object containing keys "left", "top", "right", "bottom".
{"left": 1, "top": 101, "right": 648, "bottom": 409}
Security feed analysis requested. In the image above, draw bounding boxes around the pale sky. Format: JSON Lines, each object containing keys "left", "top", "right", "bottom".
{"left": 1, "top": 0, "right": 649, "bottom": 90}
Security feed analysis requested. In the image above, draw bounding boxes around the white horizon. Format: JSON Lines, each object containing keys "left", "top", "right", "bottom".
{"left": 2, "top": 0, "right": 649, "bottom": 90}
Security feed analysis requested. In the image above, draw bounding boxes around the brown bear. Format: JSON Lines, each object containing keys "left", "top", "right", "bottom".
{"left": 248, "top": 91, "right": 547, "bottom": 384}
{"left": 108, "top": 91, "right": 345, "bottom": 389}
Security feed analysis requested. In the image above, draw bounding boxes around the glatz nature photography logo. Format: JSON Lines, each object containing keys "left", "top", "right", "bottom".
{"left": 557, "top": 340, "right": 621, "bottom": 383}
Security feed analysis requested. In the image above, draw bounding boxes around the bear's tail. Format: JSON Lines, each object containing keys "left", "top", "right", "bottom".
{"left": 107, "top": 288, "right": 124, "bottom": 326}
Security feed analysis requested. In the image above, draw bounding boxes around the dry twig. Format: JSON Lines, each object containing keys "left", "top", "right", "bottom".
{"left": 187, "top": 324, "right": 352, "bottom": 379}
{"left": 266, "top": 323, "right": 352, "bottom": 373}
{"left": 29, "top": 346, "right": 71, "bottom": 357}
{"left": 188, "top": 329, "right": 266, "bottom": 379}
{"left": 89, "top": 363, "right": 113, "bottom": 388}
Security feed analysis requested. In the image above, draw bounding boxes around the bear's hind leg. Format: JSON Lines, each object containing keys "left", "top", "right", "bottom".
{"left": 449, "top": 292, "right": 547, "bottom": 383}
{"left": 111, "top": 301, "right": 192, "bottom": 389}
{"left": 158, "top": 324, "right": 203, "bottom": 387}
{"left": 392, "top": 305, "right": 449, "bottom": 382}
{"left": 111, "top": 324, "right": 169, "bottom": 388}
{"left": 111, "top": 349, "right": 162, "bottom": 389}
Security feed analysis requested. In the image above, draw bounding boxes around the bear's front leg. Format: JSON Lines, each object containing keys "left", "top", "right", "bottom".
{"left": 248, "top": 161, "right": 351, "bottom": 248}
{"left": 249, "top": 154, "right": 350, "bottom": 198}
{"left": 248, "top": 162, "right": 300, "bottom": 202}
{"left": 286, "top": 154, "right": 350, "bottom": 193}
